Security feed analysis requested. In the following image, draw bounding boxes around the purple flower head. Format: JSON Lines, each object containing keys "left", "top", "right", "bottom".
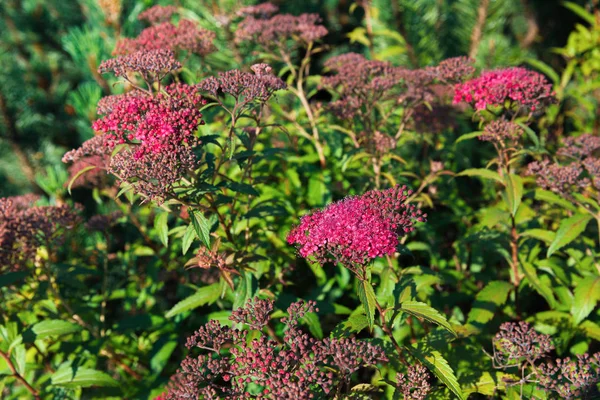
{"left": 237, "top": 2, "right": 279, "bottom": 18}
{"left": 538, "top": 352, "right": 600, "bottom": 399}
{"left": 396, "top": 363, "right": 431, "bottom": 400}
{"left": 1, "top": 197, "right": 82, "bottom": 270}
{"left": 138, "top": 5, "right": 178, "bottom": 24}
{"left": 480, "top": 119, "right": 523, "bottom": 144}
{"left": 235, "top": 13, "right": 327, "bottom": 46}
{"left": 454, "top": 67, "right": 555, "bottom": 111}
{"left": 527, "top": 160, "right": 588, "bottom": 197}
{"left": 98, "top": 49, "right": 181, "bottom": 82}
{"left": 197, "top": 66, "right": 286, "bottom": 109}
{"left": 558, "top": 134, "right": 600, "bottom": 160}
{"left": 492, "top": 321, "right": 553, "bottom": 367}
{"left": 230, "top": 297, "right": 274, "bottom": 330}
{"left": 287, "top": 185, "right": 426, "bottom": 272}
{"left": 114, "top": 20, "right": 216, "bottom": 57}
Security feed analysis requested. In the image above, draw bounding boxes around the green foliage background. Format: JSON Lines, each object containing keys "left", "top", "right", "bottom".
{"left": 1, "top": 0, "right": 599, "bottom": 399}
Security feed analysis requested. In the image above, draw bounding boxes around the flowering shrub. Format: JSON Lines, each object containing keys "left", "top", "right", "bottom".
{"left": 1, "top": 1, "right": 600, "bottom": 400}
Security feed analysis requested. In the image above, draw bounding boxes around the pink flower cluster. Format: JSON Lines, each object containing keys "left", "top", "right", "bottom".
{"left": 287, "top": 185, "right": 426, "bottom": 270}
{"left": 114, "top": 20, "right": 215, "bottom": 57}
{"left": 92, "top": 84, "right": 204, "bottom": 159}
{"left": 453, "top": 67, "right": 554, "bottom": 111}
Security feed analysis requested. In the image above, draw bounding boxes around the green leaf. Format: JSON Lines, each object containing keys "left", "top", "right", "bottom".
{"left": 154, "top": 212, "right": 169, "bottom": 247}
{"left": 456, "top": 168, "right": 503, "bottom": 184}
{"left": 150, "top": 337, "right": 178, "bottom": 373}
{"left": 11, "top": 345, "right": 26, "bottom": 376}
{"left": 455, "top": 131, "right": 482, "bottom": 143}
{"left": 332, "top": 310, "right": 369, "bottom": 337}
{"left": 165, "top": 283, "right": 221, "bottom": 318}
{"left": 181, "top": 223, "right": 197, "bottom": 255}
{"left": 408, "top": 345, "right": 465, "bottom": 400}
{"left": 228, "top": 182, "right": 259, "bottom": 196}
{"left": 522, "top": 261, "right": 556, "bottom": 308}
{"left": 581, "top": 320, "right": 600, "bottom": 341}
{"left": 21, "top": 320, "right": 82, "bottom": 343}
{"left": 547, "top": 213, "right": 593, "bottom": 257}
{"left": 467, "top": 281, "right": 512, "bottom": 327}
{"left": 534, "top": 189, "right": 578, "bottom": 212}
{"left": 398, "top": 301, "right": 456, "bottom": 336}
{"left": 357, "top": 280, "right": 377, "bottom": 330}
{"left": 191, "top": 210, "right": 211, "bottom": 247}
{"left": 67, "top": 165, "right": 96, "bottom": 195}
{"left": 505, "top": 174, "right": 523, "bottom": 217}
{"left": 302, "top": 312, "right": 323, "bottom": 339}
{"left": 463, "top": 371, "right": 518, "bottom": 396}
{"left": 571, "top": 276, "right": 600, "bottom": 325}
{"left": 520, "top": 229, "right": 556, "bottom": 244}
{"left": 563, "top": 1, "right": 596, "bottom": 25}
{"left": 525, "top": 58, "right": 560, "bottom": 84}
{"left": 233, "top": 272, "right": 256, "bottom": 310}
{"left": 51, "top": 365, "right": 119, "bottom": 388}
{"left": 0, "top": 271, "right": 28, "bottom": 289}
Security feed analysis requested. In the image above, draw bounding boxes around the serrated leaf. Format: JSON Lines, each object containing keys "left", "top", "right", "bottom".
{"left": 357, "top": 280, "right": 377, "bottom": 330}
{"left": 408, "top": 345, "right": 465, "bottom": 400}
{"left": 191, "top": 210, "right": 211, "bottom": 247}
{"left": 571, "top": 276, "right": 600, "bottom": 324}
{"left": 467, "top": 281, "right": 512, "bottom": 327}
{"left": 51, "top": 365, "right": 119, "bottom": 388}
{"left": 181, "top": 223, "right": 197, "bottom": 255}
{"left": 165, "top": 283, "right": 221, "bottom": 318}
{"left": 505, "top": 174, "right": 523, "bottom": 216}
{"left": 455, "top": 131, "right": 482, "bottom": 143}
{"left": 547, "top": 213, "right": 593, "bottom": 257}
{"left": 457, "top": 168, "right": 503, "bottom": 184}
{"left": 398, "top": 301, "right": 456, "bottom": 336}
{"left": 154, "top": 212, "right": 169, "bottom": 247}
{"left": 21, "top": 320, "right": 81, "bottom": 344}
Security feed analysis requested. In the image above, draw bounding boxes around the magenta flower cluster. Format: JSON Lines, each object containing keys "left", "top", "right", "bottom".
{"left": 453, "top": 67, "right": 554, "bottom": 111}
{"left": 287, "top": 185, "right": 426, "bottom": 270}
{"left": 92, "top": 84, "right": 204, "bottom": 159}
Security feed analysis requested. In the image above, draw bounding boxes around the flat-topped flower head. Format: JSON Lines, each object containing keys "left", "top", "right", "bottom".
{"left": 480, "top": 119, "right": 523, "bottom": 144}
{"left": 114, "top": 20, "right": 215, "bottom": 57}
{"left": 98, "top": 49, "right": 181, "bottom": 82}
{"left": 454, "top": 67, "right": 554, "bottom": 111}
{"left": 237, "top": 2, "right": 279, "bottom": 18}
{"left": 558, "top": 134, "right": 600, "bottom": 160}
{"left": 287, "top": 185, "right": 426, "bottom": 272}
{"left": 138, "top": 5, "right": 178, "bottom": 24}
{"left": 235, "top": 12, "right": 327, "bottom": 46}
{"left": 492, "top": 321, "right": 553, "bottom": 367}
{"left": 198, "top": 65, "right": 286, "bottom": 109}
{"left": 527, "top": 160, "right": 589, "bottom": 197}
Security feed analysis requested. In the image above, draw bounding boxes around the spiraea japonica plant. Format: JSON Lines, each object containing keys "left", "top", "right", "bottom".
{"left": 1, "top": 1, "right": 600, "bottom": 399}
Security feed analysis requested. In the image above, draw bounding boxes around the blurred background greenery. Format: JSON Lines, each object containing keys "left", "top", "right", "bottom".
{"left": 0, "top": 0, "right": 598, "bottom": 197}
